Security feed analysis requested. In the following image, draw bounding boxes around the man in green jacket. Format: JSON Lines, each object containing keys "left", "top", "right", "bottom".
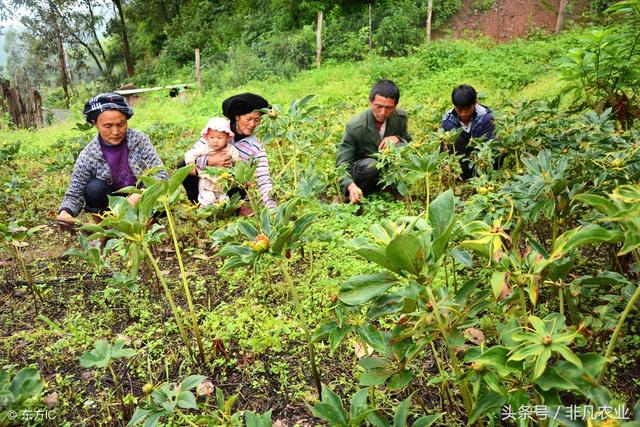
{"left": 336, "top": 79, "right": 412, "bottom": 203}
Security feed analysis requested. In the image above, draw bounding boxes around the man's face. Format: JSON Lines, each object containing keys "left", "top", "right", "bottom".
{"left": 369, "top": 95, "right": 397, "bottom": 124}
{"left": 454, "top": 103, "right": 476, "bottom": 125}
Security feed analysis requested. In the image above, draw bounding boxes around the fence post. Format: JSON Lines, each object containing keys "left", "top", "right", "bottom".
{"left": 316, "top": 11, "right": 323, "bottom": 69}
{"left": 426, "top": 0, "right": 433, "bottom": 43}
{"left": 368, "top": 1, "right": 372, "bottom": 51}
{"left": 195, "top": 48, "right": 201, "bottom": 88}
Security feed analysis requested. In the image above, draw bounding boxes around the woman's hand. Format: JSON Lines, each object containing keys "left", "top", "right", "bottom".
{"left": 56, "top": 211, "right": 77, "bottom": 227}
{"left": 207, "top": 152, "right": 233, "bottom": 167}
{"left": 127, "top": 193, "right": 142, "bottom": 206}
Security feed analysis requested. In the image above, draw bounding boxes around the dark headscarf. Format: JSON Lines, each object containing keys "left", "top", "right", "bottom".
{"left": 83, "top": 93, "right": 133, "bottom": 124}
{"left": 222, "top": 93, "right": 269, "bottom": 122}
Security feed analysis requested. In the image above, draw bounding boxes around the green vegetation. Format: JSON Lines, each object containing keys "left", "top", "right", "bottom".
{"left": 1, "top": 3, "right": 640, "bottom": 426}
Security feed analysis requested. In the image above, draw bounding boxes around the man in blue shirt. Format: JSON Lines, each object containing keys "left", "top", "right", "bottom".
{"left": 441, "top": 84, "right": 495, "bottom": 180}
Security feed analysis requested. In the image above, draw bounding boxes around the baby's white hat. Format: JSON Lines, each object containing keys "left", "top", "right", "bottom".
{"left": 201, "top": 117, "right": 234, "bottom": 139}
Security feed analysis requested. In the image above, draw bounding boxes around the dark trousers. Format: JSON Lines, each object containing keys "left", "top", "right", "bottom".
{"left": 177, "top": 159, "right": 200, "bottom": 203}
{"left": 176, "top": 159, "right": 245, "bottom": 204}
{"left": 84, "top": 179, "right": 115, "bottom": 213}
{"left": 446, "top": 132, "right": 476, "bottom": 181}
{"left": 347, "top": 158, "right": 381, "bottom": 197}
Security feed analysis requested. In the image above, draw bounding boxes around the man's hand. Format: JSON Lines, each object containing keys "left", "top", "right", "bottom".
{"left": 56, "top": 211, "right": 76, "bottom": 227}
{"left": 378, "top": 135, "right": 400, "bottom": 151}
{"left": 207, "top": 151, "right": 233, "bottom": 167}
{"left": 348, "top": 183, "right": 363, "bottom": 204}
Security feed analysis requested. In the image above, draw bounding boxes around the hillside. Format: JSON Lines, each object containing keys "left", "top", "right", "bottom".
{"left": 451, "top": 0, "right": 591, "bottom": 40}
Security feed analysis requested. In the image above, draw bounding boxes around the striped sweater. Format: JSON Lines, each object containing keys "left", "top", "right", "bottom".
{"left": 59, "top": 129, "right": 167, "bottom": 216}
{"left": 188, "top": 134, "right": 275, "bottom": 207}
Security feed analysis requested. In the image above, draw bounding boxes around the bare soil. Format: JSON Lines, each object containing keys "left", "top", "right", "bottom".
{"left": 451, "top": 0, "right": 590, "bottom": 41}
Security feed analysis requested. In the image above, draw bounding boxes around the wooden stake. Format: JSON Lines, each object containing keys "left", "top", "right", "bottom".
{"left": 368, "top": 1, "right": 372, "bottom": 51}
{"left": 316, "top": 11, "right": 323, "bottom": 69}
{"left": 426, "top": 0, "right": 433, "bottom": 43}
{"left": 195, "top": 48, "right": 201, "bottom": 87}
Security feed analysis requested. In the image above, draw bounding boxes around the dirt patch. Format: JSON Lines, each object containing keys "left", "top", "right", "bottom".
{"left": 451, "top": 0, "right": 590, "bottom": 41}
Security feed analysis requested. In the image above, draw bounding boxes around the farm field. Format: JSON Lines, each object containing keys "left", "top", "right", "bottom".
{"left": 1, "top": 17, "right": 640, "bottom": 427}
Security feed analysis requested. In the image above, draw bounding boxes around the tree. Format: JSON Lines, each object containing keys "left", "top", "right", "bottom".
{"left": 426, "top": 0, "right": 433, "bottom": 43}
{"left": 111, "top": 0, "right": 134, "bottom": 77}
{"left": 1, "top": 0, "right": 72, "bottom": 107}
{"left": 555, "top": 0, "right": 569, "bottom": 33}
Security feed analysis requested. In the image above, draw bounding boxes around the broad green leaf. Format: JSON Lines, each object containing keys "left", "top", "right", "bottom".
{"left": 111, "top": 340, "right": 137, "bottom": 359}
{"left": 237, "top": 220, "right": 259, "bottom": 240}
{"left": 509, "top": 344, "right": 544, "bottom": 362}
{"left": 312, "top": 385, "right": 347, "bottom": 427}
{"left": 490, "top": 271, "right": 508, "bottom": 300}
{"left": 79, "top": 340, "right": 111, "bottom": 368}
{"left": 533, "top": 347, "right": 551, "bottom": 380}
{"left": 179, "top": 375, "right": 206, "bottom": 391}
{"left": 393, "top": 392, "right": 415, "bottom": 427}
{"left": 359, "top": 369, "right": 391, "bottom": 387}
{"left": 386, "top": 233, "right": 424, "bottom": 277}
{"left": 450, "top": 248, "right": 473, "bottom": 267}
{"left": 357, "top": 324, "right": 388, "bottom": 355}
{"left": 468, "top": 391, "right": 507, "bottom": 424}
{"left": 176, "top": 390, "right": 197, "bottom": 409}
{"left": 167, "top": 165, "right": 194, "bottom": 195}
{"left": 551, "top": 344, "right": 583, "bottom": 370}
{"left": 8, "top": 367, "right": 43, "bottom": 398}
{"left": 412, "top": 413, "right": 444, "bottom": 427}
{"left": 126, "top": 408, "right": 151, "bottom": 426}
{"left": 141, "top": 411, "right": 163, "bottom": 427}
{"left": 353, "top": 243, "right": 401, "bottom": 273}
{"left": 388, "top": 370, "right": 413, "bottom": 390}
{"left": 349, "top": 388, "right": 370, "bottom": 419}
{"left": 339, "top": 273, "right": 398, "bottom": 305}
{"left": 358, "top": 357, "right": 388, "bottom": 370}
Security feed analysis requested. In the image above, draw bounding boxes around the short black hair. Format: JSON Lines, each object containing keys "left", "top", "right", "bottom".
{"left": 451, "top": 84, "right": 477, "bottom": 108}
{"left": 369, "top": 79, "right": 400, "bottom": 103}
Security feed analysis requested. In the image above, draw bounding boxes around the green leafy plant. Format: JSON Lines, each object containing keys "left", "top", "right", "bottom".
{"left": 0, "top": 366, "right": 46, "bottom": 424}
{"left": 0, "top": 220, "right": 45, "bottom": 313}
{"left": 259, "top": 95, "right": 319, "bottom": 190}
{"left": 312, "top": 385, "right": 443, "bottom": 427}
{"left": 575, "top": 184, "right": 640, "bottom": 382}
{"left": 216, "top": 198, "right": 321, "bottom": 396}
{"left": 63, "top": 234, "right": 111, "bottom": 275}
{"left": 80, "top": 338, "right": 137, "bottom": 419}
{"left": 83, "top": 166, "right": 205, "bottom": 363}
{"left": 127, "top": 375, "right": 206, "bottom": 427}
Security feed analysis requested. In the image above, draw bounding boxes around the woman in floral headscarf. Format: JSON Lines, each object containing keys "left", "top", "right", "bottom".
{"left": 56, "top": 93, "right": 167, "bottom": 226}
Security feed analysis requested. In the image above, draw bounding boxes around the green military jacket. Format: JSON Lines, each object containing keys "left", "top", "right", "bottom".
{"left": 335, "top": 108, "right": 412, "bottom": 194}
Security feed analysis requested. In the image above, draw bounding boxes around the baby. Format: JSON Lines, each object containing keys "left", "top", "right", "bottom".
{"left": 185, "top": 117, "right": 240, "bottom": 206}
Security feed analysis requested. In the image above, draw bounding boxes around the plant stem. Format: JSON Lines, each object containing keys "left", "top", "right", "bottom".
{"left": 177, "top": 411, "right": 199, "bottom": 427}
{"left": 245, "top": 186, "right": 259, "bottom": 216}
{"left": 597, "top": 249, "right": 640, "bottom": 384}
{"left": 108, "top": 363, "right": 128, "bottom": 422}
{"left": 425, "top": 286, "right": 474, "bottom": 417}
{"left": 424, "top": 174, "right": 430, "bottom": 214}
{"left": 519, "top": 284, "right": 529, "bottom": 326}
{"left": 279, "top": 261, "right": 322, "bottom": 397}
{"left": 12, "top": 245, "right": 42, "bottom": 313}
{"left": 142, "top": 242, "right": 195, "bottom": 362}
{"left": 558, "top": 281, "right": 564, "bottom": 319}
{"left": 163, "top": 200, "right": 206, "bottom": 365}
{"left": 429, "top": 341, "right": 454, "bottom": 414}
{"left": 451, "top": 256, "right": 458, "bottom": 293}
